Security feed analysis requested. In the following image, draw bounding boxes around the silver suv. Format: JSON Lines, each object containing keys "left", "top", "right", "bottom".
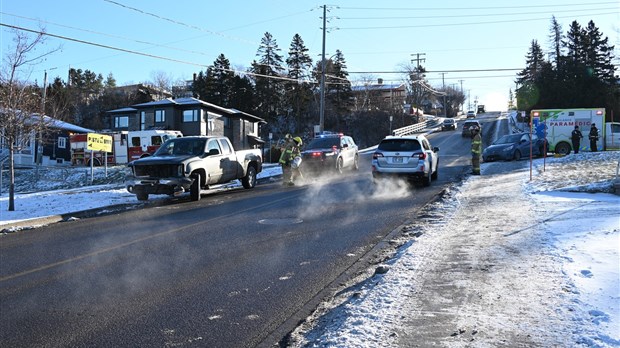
{"left": 371, "top": 135, "right": 439, "bottom": 186}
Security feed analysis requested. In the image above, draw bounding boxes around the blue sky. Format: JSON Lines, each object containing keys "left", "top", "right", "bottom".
{"left": 1, "top": 0, "right": 618, "bottom": 112}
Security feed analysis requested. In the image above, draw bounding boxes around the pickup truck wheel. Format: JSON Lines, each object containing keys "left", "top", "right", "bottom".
{"left": 190, "top": 174, "right": 201, "bottom": 201}
{"left": 242, "top": 166, "right": 257, "bottom": 189}
{"left": 136, "top": 192, "right": 148, "bottom": 201}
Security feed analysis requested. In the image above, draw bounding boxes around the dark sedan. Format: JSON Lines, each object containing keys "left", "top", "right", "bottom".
{"left": 483, "top": 133, "right": 547, "bottom": 162}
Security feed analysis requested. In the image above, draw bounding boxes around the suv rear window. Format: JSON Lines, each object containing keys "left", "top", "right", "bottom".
{"left": 378, "top": 139, "right": 422, "bottom": 152}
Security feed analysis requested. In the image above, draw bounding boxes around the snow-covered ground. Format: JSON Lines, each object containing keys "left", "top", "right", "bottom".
{"left": 287, "top": 152, "right": 620, "bottom": 348}
{"left": 1, "top": 151, "right": 619, "bottom": 347}
{"left": 0, "top": 165, "right": 282, "bottom": 228}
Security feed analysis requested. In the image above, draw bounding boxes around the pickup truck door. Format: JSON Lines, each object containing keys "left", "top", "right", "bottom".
{"left": 205, "top": 139, "right": 225, "bottom": 184}
{"left": 605, "top": 122, "right": 620, "bottom": 150}
{"left": 217, "top": 139, "right": 238, "bottom": 182}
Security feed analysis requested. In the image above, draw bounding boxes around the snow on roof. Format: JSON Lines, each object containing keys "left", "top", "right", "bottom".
{"left": 43, "top": 116, "right": 94, "bottom": 133}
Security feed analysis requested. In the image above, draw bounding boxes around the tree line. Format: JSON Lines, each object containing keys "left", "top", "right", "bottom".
{"left": 515, "top": 17, "right": 618, "bottom": 118}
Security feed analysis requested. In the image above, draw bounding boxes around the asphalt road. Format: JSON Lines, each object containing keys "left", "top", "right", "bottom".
{"left": 0, "top": 123, "right": 484, "bottom": 348}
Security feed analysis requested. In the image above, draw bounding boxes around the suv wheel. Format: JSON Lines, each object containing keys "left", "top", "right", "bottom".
{"left": 336, "top": 157, "right": 344, "bottom": 174}
{"left": 422, "top": 167, "right": 432, "bottom": 187}
{"left": 352, "top": 155, "right": 359, "bottom": 171}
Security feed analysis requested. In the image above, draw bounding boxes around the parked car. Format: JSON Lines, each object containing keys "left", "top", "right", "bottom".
{"left": 482, "top": 132, "right": 547, "bottom": 162}
{"left": 300, "top": 133, "right": 359, "bottom": 174}
{"left": 462, "top": 120, "right": 482, "bottom": 137}
{"left": 441, "top": 118, "right": 457, "bottom": 131}
{"left": 371, "top": 135, "right": 439, "bottom": 187}
{"left": 466, "top": 110, "right": 476, "bottom": 118}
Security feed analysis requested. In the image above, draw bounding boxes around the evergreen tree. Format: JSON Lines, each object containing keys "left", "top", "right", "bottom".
{"left": 251, "top": 32, "right": 285, "bottom": 123}
{"left": 583, "top": 20, "right": 616, "bottom": 84}
{"left": 516, "top": 40, "right": 546, "bottom": 85}
{"left": 285, "top": 34, "right": 314, "bottom": 133}
{"left": 67, "top": 68, "right": 104, "bottom": 126}
{"left": 564, "top": 21, "right": 584, "bottom": 65}
{"left": 203, "top": 54, "right": 234, "bottom": 106}
{"left": 229, "top": 74, "right": 256, "bottom": 113}
{"left": 321, "top": 50, "right": 352, "bottom": 131}
{"left": 191, "top": 70, "right": 209, "bottom": 100}
{"left": 104, "top": 73, "right": 116, "bottom": 89}
{"left": 548, "top": 16, "right": 563, "bottom": 68}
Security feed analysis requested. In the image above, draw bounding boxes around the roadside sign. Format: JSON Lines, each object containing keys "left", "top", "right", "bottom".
{"left": 87, "top": 133, "right": 113, "bottom": 152}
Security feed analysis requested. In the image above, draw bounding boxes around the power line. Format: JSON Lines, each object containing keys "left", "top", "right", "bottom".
{"left": 349, "top": 68, "right": 522, "bottom": 74}
{"left": 338, "top": 7, "right": 617, "bottom": 20}
{"left": 338, "top": 2, "right": 618, "bottom": 11}
{"left": 0, "top": 11, "right": 216, "bottom": 57}
{"left": 0, "top": 23, "right": 305, "bottom": 84}
{"left": 337, "top": 11, "right": 617, "bottom": 30}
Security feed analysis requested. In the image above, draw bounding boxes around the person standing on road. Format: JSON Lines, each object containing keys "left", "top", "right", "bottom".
{"left": 471, "top": 126, "right": 482, "bottom": 175}
{"left": 279, "top": 135, "right": 302, "bottom": 186}
{"left": 589, "top": 124, "right": 599, "bottom": 152}
{"left": 571, "top": 125, "right": 583, "bottom": 154}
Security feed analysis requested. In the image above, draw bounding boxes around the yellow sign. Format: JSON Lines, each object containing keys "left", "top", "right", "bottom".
{"left": 87, "top": 133, "right": 113, "bottom": 152}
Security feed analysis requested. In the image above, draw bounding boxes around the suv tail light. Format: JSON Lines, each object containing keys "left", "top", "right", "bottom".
{"left": 414, "top": 152, "right": 427, "bottom": 160}
{"left": 373, "top": 152, "right": 384, "bottom": 159}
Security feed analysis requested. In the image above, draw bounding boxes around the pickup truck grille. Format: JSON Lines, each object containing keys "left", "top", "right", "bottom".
{"left": 133, "top": 164, "right": 180, "bottom": 177}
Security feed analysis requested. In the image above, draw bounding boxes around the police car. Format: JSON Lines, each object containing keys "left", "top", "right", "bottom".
{"left": 300, "top": 133, "right": 359, "bottom": 174}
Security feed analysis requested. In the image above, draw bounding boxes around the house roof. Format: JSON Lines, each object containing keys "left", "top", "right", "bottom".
{"left": 352, "top": 83, "right": 405, "bottom": 92}
{"left": 41, "top": 116, "right": 93, "bottom": 133}
{"left": 0, "top": 109, "right": 93, "bottom": 133}
{"left": 110, "top": 97, "right": 265, "bottom": 123}
{"left": 107, "top": 107, "right": 138, "bottom": 113}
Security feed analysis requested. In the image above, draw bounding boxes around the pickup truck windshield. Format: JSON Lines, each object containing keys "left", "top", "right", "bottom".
{"left": 156, "top": 138, "right": 207, "bottom": 156}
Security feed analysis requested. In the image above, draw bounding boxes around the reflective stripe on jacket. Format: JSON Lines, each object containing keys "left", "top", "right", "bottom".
{"left": 471, "top": 134, "right": 482, "bottom": 156}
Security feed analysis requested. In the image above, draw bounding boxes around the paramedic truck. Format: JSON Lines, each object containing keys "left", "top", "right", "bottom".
{"left": 531, "top": 108, "right": 620, "bottom": 154}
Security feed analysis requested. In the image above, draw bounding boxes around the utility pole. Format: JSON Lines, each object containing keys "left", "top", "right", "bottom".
{"left": 410, "top": 53, "right": 425, "bottom": 121}
{"left": 458, "top": 80, "right": 464, "bottom": 113}
{"left": 319, "top": 4, "right": 327, "bottom": 134}
{"left": 440, "top": 72, "right": 447, "bottom": 117}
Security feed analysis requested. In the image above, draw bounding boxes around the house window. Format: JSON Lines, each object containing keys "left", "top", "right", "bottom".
{"left": 155, "top": 109, "right": 165, "bottom": 123}
{"left": 58, "top": 137, "right": 67, "bottom": 149}
{"left": 140, "top": 111, "right": 146, "bottom": 130}
{"left": 115, "top": 115, "right": 129, "bottom": 128}
{"left": 224, "top": 117, "right": 232, "bottom": 129}
{"left": 208, "top": 118, "right": 215, "bottom": 132}
{"left": 183, "top": 109, "right": 199, "bottom": 122}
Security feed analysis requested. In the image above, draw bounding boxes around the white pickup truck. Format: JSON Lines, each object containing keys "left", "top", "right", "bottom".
{"left": 125, "top": 136, "right": 262, "bottom": 201}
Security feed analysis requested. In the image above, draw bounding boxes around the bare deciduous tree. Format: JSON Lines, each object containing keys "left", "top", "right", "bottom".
{"left": 0, "top": 28, "right": 59, "bottom": 211}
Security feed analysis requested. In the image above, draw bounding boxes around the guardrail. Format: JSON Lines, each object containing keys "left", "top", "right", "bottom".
{"left": 392, "top": 118, "right": 442, "bottom": 137}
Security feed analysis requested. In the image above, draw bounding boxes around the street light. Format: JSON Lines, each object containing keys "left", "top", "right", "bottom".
{"left": 389, "top": 115, "right": 393, "bottom": 135}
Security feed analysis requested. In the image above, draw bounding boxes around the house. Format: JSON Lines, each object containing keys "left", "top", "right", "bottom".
{"left": 106, "top": 97, "right": 265, "bottom": 150}
{"left": 0, "top": 112, "right": 93, "bottom": 167}
{"left": 351, "top": 78, "right": 407, "bottom": 112}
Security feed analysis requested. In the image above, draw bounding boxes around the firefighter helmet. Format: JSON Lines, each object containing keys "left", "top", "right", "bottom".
{"left": 293, "top": 136, "right": 303, "bottom": 146}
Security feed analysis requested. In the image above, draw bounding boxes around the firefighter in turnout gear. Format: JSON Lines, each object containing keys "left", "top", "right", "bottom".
{"left": 279, "top": 135, "right": 303, "bottom": 186}
{"left": 589, "top": 124, "right": 599, "bottom": 152}
{"left": 471, "top": 126, "right": 482, "bottom": 175}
